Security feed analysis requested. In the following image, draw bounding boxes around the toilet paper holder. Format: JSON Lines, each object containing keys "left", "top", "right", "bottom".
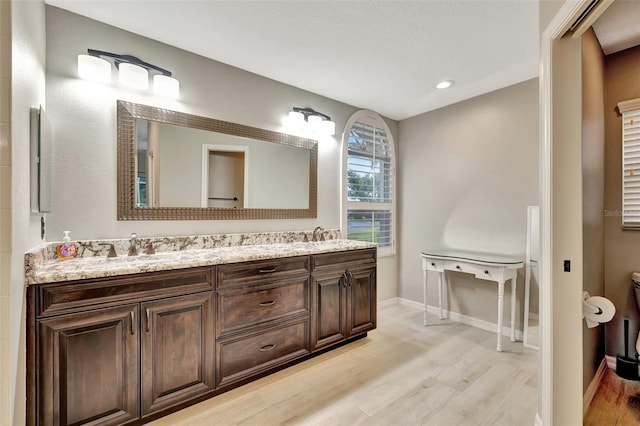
{"left": 583, "top": 291, "right": 616, "bottom": 328}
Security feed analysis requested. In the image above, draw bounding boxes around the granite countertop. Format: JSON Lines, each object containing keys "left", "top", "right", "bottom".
{"left": 26, "top": 239, "right": 376, "bottom": 285}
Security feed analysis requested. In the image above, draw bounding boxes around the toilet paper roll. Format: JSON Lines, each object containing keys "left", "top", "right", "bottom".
{"left": 583, "top": 295, "right": 616, "bottom": 328}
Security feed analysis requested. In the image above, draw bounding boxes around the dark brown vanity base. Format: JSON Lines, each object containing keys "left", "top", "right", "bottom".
{"left": 26, "top": 248, "right": 376, "bottom": 426}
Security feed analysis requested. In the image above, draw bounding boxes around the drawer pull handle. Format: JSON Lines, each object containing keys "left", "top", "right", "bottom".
{"left": 259, "top": 344, "right": 276, "bottom": 352}
{"left": 259, "top": 300, "right": 277, "bottom": 307}
{"left": 484, "top": 270, "right": 489, "bottom": 274}
{"left": 342, "top": 272, "right": 348, "bottom": 288}
{"left": 259, "top": 267, "right": 277, "bottom": 273}
{"left": 130, "top": 311, "right": 135, "bottom": 335}
{"left": 145, "top": 308, "right": 150, "bottom": 332}
{"left": 456, "top": 265, "right": 461, "bottom": 270}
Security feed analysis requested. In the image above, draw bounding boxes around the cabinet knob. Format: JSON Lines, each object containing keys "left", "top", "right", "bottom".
{"left": 259, "top": 344, "right": 276, "bottom": 352}
{"left": 456, "top": 265, "right": 461, "bottom": 270}
{"left": 484, "top": 270, "right": 489, "bottom": 275}
{"left": 431, "top": 262, "right": 436, "bottom": 267}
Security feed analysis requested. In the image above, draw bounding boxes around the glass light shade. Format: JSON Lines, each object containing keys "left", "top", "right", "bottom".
{"left": 118, "top": 63, "right": 149, "bottom": 90}
{"left": 153, "top": 75, "right": 180, "bottom": 98}
{"left": 320, "top": 119, "right": 336, "bottom": 136}
{"left": 307, "top": 115, "right": 324, "bottom": 132}
{"left": 287, "top": 111, "right": 305, "bottom": 128}
{"left": 77, "top": 54, "right": 111, "bottom": 83}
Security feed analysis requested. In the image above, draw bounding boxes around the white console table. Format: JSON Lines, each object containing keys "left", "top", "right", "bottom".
{"left": 420, "top": 249, "right": 524, "bottom": 352}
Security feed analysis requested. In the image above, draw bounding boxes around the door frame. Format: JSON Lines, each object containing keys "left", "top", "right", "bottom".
{"left": 539, "top": 1, "right": 614, "bottom": 424}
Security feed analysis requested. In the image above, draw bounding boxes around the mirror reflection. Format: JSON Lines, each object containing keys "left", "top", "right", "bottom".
{"left": 117, "top": 101, "right": 318, "bottom": 221}
{"left": 524, "top": 205, "right": 540, "bottom": 350}
{"left": 135, "top": 120, "right": 310, "bottom": 209}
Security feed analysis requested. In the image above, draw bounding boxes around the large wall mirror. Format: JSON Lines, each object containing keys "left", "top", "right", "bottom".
{"left": 117, "top": 101, "right": 318, "bottom": 220}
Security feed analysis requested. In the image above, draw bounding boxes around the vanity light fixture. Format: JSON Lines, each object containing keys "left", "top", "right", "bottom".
{"left": 77, "top": 49, "right": 180, "bottom": 98}
{"left": 435, "top": 80, "right": 455, "bottom": 89}
{"left": 287, "top": 107, "right": 336, "bottom": 136}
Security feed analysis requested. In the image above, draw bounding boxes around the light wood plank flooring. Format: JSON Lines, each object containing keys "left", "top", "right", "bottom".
{"left": 149, "top": 303, "right": 538, "bottom": 426}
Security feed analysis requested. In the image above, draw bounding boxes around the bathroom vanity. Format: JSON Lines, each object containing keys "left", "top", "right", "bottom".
{"left": 25, "top": 234, "right": 376, "bottom": 426}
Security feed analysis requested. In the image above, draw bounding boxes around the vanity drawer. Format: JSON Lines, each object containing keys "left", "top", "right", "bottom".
{"left": 216, "top": 318, "right": 309, "bottom": 387}
{"left": 216, "top": 277, "right": 310, "bottom": 336}
{"left": 217, "top": 256, "right": 310, "bottom": 287}
{"left": 312, "top": 248, "right": 376, "bottom": 272}
{"left": 37, "top": 267, "right": 213, "bottom": 317}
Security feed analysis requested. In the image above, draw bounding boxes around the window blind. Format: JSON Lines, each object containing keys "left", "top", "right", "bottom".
{"left": 622, "top": 107, "right": 640, "bottom": 227}
{"left": 345, "top": 120, "right": 394, "bottom": 248}
{"left": 347, "top": 122, "right": 393, "bottom": 203}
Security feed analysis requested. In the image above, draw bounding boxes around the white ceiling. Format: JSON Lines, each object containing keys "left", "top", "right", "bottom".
{"left": 592, "top": 0, "right": 640, "bottom": 55}
{"left": 46, "top": 0, "right": 542, "bottom": 121}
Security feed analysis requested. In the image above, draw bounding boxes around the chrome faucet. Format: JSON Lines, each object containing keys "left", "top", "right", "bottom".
{"left": 128, "top": 233, "right": 138, "bottom": 256}
{"left": 312, "top": 226, "right": 325, "bottom": 242}
{"left": 99, "top": 243, "right": 117, "bottom": 258}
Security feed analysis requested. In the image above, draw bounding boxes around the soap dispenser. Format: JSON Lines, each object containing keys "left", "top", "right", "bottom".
{"left": 56, "top": 231, "right": 78, "bottom": 259}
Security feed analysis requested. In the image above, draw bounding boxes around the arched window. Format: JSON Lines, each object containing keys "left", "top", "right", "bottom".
{"left": 342, "top": 110, "right": 396, "bottom": 256}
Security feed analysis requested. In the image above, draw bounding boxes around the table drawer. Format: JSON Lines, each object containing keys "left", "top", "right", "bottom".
{"left": 217, "top": 277, "right": 310, "bottom": 336}
{"left": 424, "top": 259, "right": 445, "bottom": 272}
{"left": 216, "top": 318, "right": 309, "bottom": 387}
{"left": 444, "top": 261, "right": 501, "bottom": 281}
{"left": 217, "top": 256, "right": 310, "bottom": 287}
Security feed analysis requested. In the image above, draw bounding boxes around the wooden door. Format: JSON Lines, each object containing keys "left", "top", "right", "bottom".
{"left": 141, "top": 292, "right": 215, "bottom": 416}
{"left": 311, "top": 271, "right": 347, "bottom": 351}
{"left": 347, "top": 266, "right": 377, "bottom": 338}
{"left": 37, "top": 305, "right": 139, "bottom": 426}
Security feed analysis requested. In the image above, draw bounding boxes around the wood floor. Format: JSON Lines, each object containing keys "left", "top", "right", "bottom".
{"left": 149, "top": 303, "right": 538, "bottom": 426}
{"left": 585, "top": 367, "right": 640, "bottom": 426}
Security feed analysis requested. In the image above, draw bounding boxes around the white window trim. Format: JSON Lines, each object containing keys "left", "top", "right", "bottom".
{"left": 619, "top": 98, "right": 640, "bottom": 229}
{"left": 341, "top": 110, "right": 396, "bottom": 257}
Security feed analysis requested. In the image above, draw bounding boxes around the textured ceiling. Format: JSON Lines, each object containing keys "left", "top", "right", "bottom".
{"left": 46, "top": 0, "right": 540, "bottom": 121}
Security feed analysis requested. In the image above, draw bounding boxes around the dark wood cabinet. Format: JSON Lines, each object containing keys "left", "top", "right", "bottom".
{"left": 311, "top": 249, "right": 377, "bottom": 351}
{"left": 141, "top": 292, "right": 215, "bottom": 416}
{"left": 37, "top": 304, "right": 140, "bottom": 426}
{"left": 28, "top": 248, "right": 375, "bottom": 426}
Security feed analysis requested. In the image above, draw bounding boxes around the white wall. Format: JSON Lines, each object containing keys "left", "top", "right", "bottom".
{"left": 398, "top": 79, "right": 539, "bottom": 324}
{"left": 9, "top": 1, "right": 47, "bottom": 424}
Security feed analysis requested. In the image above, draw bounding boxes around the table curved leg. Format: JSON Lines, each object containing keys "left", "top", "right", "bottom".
{"left": 497, "top": 280, "right": 504, "bottom": 352}
{"left": 423, "top": 265, "right": 429, "bottom": 326}
{"left": 510, "top": 277, "right": 517, "bottom": 341}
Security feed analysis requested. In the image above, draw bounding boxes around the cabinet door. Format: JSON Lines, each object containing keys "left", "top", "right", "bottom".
{"left": 347, "top": 266, "right": 377, "bottom": 337}
{"left": 37, "top": 305, "right": 139, "bottom": 426}
{"left": 311, "top": 271, "right": 347, "bottom": 351}
{"left": 141, "top": 292, "right": 215, "bottom": 416}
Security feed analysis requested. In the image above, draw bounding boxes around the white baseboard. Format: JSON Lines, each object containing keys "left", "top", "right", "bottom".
{"left": 606, "top": 354, "right": 616, "bottom": 370}
{"left": 377, "top": 297, "right": 401, "bottom": 309}
{"left": 584, "top": 357, "right": 607, "bottom": 416}
{"left": 392, "top": 297, "right": 524, "bottom": 340}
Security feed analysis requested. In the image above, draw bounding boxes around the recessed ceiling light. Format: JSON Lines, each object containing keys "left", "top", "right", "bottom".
{"left": 435, "top": 80, "right": 455, "bottom": 89}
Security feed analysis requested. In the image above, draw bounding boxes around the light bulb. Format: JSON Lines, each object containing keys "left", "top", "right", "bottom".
{"left": 308, "top": 115, "right": 323, "bottom": 133}
{"left": 321, "top": 120, "right": 336, "bottom": 136}
{"left": 77, "top": 54, "right": 111, "bottom": 83}
{"left": 153, "top": 75, "right": 180, "bottom": 98}
{"left": 119, "top": 63, "right": 149, "bottom": 90}
{"left": 287, "top": 111, "right": 305, "bottom": 128}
